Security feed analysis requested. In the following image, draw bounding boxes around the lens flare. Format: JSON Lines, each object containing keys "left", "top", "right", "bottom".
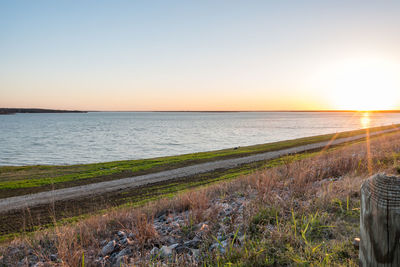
{"left": 361, "top": 113, "right": 370, "bottom": 128}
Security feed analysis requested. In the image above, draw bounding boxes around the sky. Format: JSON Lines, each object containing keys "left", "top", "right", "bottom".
{"left": 1, "top": 1, "right": 400, "bottom": 111}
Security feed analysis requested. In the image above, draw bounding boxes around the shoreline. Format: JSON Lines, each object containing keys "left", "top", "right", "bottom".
{"left": 2, "top": 125, "right": 399, "bottom": 210}
{"left": 0, "top": 108, "right": 87, "bottom": 114}
{"left": 1, "top": 123, "right": 400, "bottom": 168}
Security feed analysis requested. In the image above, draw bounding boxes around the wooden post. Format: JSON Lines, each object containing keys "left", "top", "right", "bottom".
{"left": 360, "top": 173, "right": 400, "bottom": 266}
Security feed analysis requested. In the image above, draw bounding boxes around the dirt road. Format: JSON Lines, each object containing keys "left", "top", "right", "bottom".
{"left": 0, "top": 128, "right": 397, "bottom": 213}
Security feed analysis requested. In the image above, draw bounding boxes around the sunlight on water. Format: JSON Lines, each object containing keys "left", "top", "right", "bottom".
{"left": 361, "top": 113, "right": 371, "bottom": 128}
{"left": 360, "top": 112, "right": 371, "bottom": 128}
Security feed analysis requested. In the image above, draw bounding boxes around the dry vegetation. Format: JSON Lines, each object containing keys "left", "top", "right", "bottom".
{"left": 2, "top": 131, "right": 400, "bottom": 266}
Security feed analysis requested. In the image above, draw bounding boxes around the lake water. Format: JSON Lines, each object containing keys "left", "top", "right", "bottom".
{"left": 1, "top": 112, "right": 400, "bottom": 166}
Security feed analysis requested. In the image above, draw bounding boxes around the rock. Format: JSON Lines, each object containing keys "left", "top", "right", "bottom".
{"left": 169, "top": 243, "right": 179, "bottom": 250}
{"left": 17, "top": 257, "right": 28, "bottom": 267}
{"left": 120, "top": 237, "right": 134, "bottom": 246}
{"left": 32, "top": 262, "right": 45, "bottom": 267}
{"left": 238, "top": 206, "right": 244, "bottom": 214}
{"left": 159, "top": 245, "right": 173, "bottom": 258}
{"left": 218, "top": 203, "right": 233, "bottom": 216}
{"left": 109, "top": 251, "right": 118, "bottom": 261}
{"left": 191, "top": 248, "right": 200, "bottom": 259}
{"left": 224, "top": 207, "right": 233, "bottom": 216}
{"left": 100, "top": 240, "right": 108, "bottom": 246}
{"left": 101, "top": 240, "right": 116, "bottom": 256}
{"left": 165, "top": 236, "right": 176, "bottom": 245}
{"left": 150, "top": 247, "right": 159, "bottom": 257}
{"left": 120, "top": 237, "right": 128, "bottom": 245}
{"left": 128, "top": 233, "right": 135, "bottom": 239}
{"left": 29, "top": 254, "right": 39, "bottom": 263}
{"left": 158, "top": 214, "right": 167, "bottom": 222}
{"left": 216, "top": 233, "right": 224, "bottom": 241}
{"left": 184, "top": 236, "right": 202, "bottom": 249}
{"left": 115, "top": 248, "right": 131, "bottom": 258}
{"left": 117, "top": 231, "right": 126, "bottom": 238}
{"left": 175, "top": 245, "right": 192, "bottom": 255}
{"left": 50, "top": 254, "right": 58, "bottom": 261}
{"left": 169, "top": 221, "right": 179, "bottom": 228}
{"left": 113, "top": 257, "right": 124, "bottom": 267}
{"left": 176, "top": 219, "right": 185, "bottom": 225}
{"left": 8, "top": 248, "right": 20, "bottom": 257}
{"left": 174, "top": 215, "right": 183, "bottom": 221}
{"left": 210, "top": 240, "right": 228, "bottom": 254}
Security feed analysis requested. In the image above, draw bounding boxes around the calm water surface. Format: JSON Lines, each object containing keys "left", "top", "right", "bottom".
{"left": 1, "top": 112, "right": 400, "bottom": 166}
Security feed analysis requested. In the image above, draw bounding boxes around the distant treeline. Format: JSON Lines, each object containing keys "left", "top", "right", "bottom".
{"left": 0, "top": 108, "right": 87, "bottom": 115}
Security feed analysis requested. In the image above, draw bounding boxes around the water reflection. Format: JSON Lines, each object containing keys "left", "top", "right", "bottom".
{"left": 361, "top": 113, "right": 370, "bottom": 128}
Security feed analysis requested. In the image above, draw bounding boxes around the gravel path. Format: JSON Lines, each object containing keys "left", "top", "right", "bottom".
{"left": 0, "top": 128, "right": 397, "bottom": 212}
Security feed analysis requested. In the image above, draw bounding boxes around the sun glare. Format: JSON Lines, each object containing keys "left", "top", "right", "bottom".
{"left": 360, "top": 112, "right": 370, "bottom": 128}
{"left": 316, "top": 57, "right": 400, "bottom": 111}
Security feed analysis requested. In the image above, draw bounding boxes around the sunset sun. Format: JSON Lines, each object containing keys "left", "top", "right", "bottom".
{"left": 317, "top": 57, "right": 400, "bottom": 111}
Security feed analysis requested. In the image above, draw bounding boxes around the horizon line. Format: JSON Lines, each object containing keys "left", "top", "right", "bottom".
{"left": 3, "top": 107, "right": 400, "bottom": 113}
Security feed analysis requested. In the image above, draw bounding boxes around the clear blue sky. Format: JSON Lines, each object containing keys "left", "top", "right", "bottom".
{"left": 1, "top": 1, "right": 400, "bottom": 111}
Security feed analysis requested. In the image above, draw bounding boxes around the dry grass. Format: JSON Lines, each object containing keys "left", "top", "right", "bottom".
{"left": 2, "top": 131, "right": 400, "bottom": 266}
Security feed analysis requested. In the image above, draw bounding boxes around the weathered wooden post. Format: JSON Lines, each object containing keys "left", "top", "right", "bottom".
{"left": 360, "top": 173, "right": 400, "bottom": 266}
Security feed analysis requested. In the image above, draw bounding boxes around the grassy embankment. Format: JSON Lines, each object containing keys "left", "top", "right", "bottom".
{"left": 1, "top": 124, "right": 398, "bottom": 199}
{"left": 0, "top": 124, "right": 399, "bottom": 240}
{"left": 2, "top": 125, "right": 400, "bottom": 265}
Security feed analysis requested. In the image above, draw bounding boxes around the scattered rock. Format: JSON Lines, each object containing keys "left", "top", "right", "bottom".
{"left": 3, "top": 186, "right": 256, "bottom": 266}
{"left": 101, "top": 240, "right": 116, "bottom": 256}
{"left": 158, "top": 214, "right": 167, "bottom": 222}
{"left": 114, "top": 254, "right": 129, "bottom": 267}
{"left": 150, "top": 247, "right": 159, "bottom": 257}
{"left": 210, "top": 240, "right": 228, "bottom": 254}
{"left": 50, "top": 254, "right": 58, "bottom": 262}
{"left": 184, "top": 236, "right": 202, "bottom": 249}
{"left": 175, "top": 245, "right": 192, "bottom": 255}
{"left": 159, "top": 245, "right": 173, "bottom": 258}
{"left": 116, "top": 248, "right": 131, "bottom": 258}
{"left": 120, "top": 237, "right": 128, "bottom": 246}
{"left": 117, "top": 231, "right": 126, "bottom": 238}
{"left": 32, "top": 262, "right": 45, "bottom": 267}
{"left": 191, "top": 248, "right": 200, "bottom": 259}
{"left": 17, "top": 257, "right": 28, "bottom": 267}
{"left": 216, "top": 233, "right": 224, "bottom": 241}
{"left": 166, "top": 236, "right": 176, "bottom": 245}
{"left": 128, "top": 233, "right": 135, "bottom": 239}
{"left": 169, "top": 243, "right": 179, "bottom": 250}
